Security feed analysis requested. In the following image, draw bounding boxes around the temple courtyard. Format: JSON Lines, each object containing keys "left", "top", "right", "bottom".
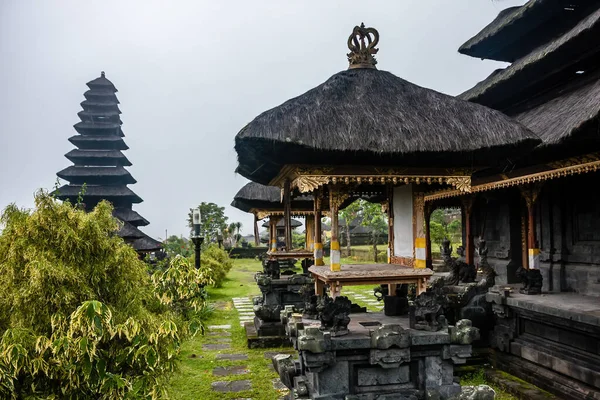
{"left": 167, "top": 258, "right": 560, "bottom": 400}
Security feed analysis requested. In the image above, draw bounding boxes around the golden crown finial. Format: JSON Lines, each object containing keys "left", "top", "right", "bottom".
{"left": 347, "top": 23, "right": 379, "bottom": 69}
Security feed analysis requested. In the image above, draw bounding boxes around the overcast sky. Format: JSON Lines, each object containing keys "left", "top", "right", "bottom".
{"left": 0, "top": 0, "right": 525, "bottom": 240}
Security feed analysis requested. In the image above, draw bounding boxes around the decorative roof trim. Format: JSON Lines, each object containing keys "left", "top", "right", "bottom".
{"left": 424, "top": 153, "right": 600, "bottom": 202}
{"left": 271, "top": 165, "right": 473, "bottom": 193}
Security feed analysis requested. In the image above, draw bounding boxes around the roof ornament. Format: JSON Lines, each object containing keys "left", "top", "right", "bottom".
{"left": 347, "top": 23, "right": 379, "bottom": 69}
{"left": 101, "top": 71, "right": 105, "bottom": 77}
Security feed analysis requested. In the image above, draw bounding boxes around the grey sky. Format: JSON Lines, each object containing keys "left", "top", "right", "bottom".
{"left": 0, "top": 0, "right": 525, "bottom": 240}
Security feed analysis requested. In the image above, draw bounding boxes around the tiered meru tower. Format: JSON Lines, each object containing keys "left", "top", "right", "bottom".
{"left": 54, "top": 72, "right": 161, "bottom": 253}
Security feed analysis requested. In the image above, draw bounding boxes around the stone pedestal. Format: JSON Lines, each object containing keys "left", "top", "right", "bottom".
{"left": 274, "top": 310, "right": 480, "bottom": 399}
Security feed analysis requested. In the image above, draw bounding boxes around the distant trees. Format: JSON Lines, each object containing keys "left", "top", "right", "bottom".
{"left": 429, "top": 208, "right": 462, "bottom": 250}
{"left": 163, "top": 235, "right": 193, "bottom": 257}
{"left": 187, "top": 202, "right": 228, "bottom": 244}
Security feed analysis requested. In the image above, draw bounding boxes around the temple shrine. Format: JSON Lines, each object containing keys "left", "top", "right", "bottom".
{"left": 234, "top": 23, "right": 539, "bottom": 399}
{"left": 54, "top": 72, "right": 161, "bottom": 253}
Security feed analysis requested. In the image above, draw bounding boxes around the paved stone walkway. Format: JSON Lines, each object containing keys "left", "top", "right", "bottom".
{"left": 206, "top": 297, "right": 291, "bottom": 399}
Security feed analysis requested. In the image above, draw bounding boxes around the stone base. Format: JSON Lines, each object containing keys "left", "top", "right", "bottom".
{"left": 244, "top": 321, "right": 292, "bottom": 349}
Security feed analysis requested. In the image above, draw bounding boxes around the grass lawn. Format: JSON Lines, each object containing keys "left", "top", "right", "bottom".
{"left": 168, "top": 258, "right": 290, "bottom": 400}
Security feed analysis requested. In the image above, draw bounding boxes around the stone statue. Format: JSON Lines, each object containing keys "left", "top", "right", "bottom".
{"left": 317, "top": 294, "right": 351, "bottom": 336}
{"left": 410, "top": 279, "right": 449, "bottom": 331}
{"left": 441, "top": 238, "right": 453, "bottom": 264}
{"left": 476, "top": 239, "right": 496, "bottom": 289}
{"left": 515, "top": 267, "right": 543, "bottom": 295}
{"left": 457, "top": 246, "right": 477, "bottom": 283}
{"left": 262, "top": 259, "right": 280, "bottom": 279}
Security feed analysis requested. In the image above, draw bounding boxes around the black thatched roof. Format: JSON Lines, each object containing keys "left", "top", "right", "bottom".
{"left": 119, "top": 221, "right": 145, "bottom": 239}
{"left": 130, "top": 234, "right": 162, "bottom": 252}
{"left": 460, "top": 6, "right": 600, "bottom": 107}
{"left": 513, "top": 70, "right": 600, "bottom": 145}
{"left": 235, "top": 67, "right": 539, "bottom": 184}
{"left": 262, "top": 218, "right": 302, "bottom": 228}
{"left": 68, "top": 135, "right": 128, "bottom": 150}
{"left": 458, "top": 0, "right": 597, "bottom": 62}
{"left": 55, "top": 72, "right": 159, "bottom": 253}
{"left": 57, "top": 166, "right": 136, "bottom": 185}
{"left": 113, "top": 208, "right": 150, "bottom": 227}
{"left": 65, "top": 149, "right": 132, "bottom": 166}
{"left": 231, "top": 182, "right": 314, "bottom": 213}
{"left": 55, "top": 184, "right": 143, "bottom": 204}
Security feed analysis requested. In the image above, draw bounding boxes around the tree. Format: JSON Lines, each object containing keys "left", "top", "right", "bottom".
{"left": 0, "top": 191, "right": 186, "bottom": 398}
{"left": 360, "top": 200, "right": 388, "bottom": 262}
{"left": 162, "top": 235, "right": 193, "bottom": 257}
{"left": 339, "top": 200, "right": 361, "bottom": 254}
{"left": 429, "top": 208, "right": 462, "bottom": 249}
{"left": 187, "top": 202, "right": 228, "bottom": 244}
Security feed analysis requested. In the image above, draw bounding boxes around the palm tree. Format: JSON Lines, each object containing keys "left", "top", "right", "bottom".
{"left": 234, "top": 222, "right": 243, "bottom": 246}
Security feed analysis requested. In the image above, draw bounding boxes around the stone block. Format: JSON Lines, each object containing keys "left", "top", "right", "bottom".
{"left": 216, "top": 353, "right": 248, "bottom": 361}
{"left": 369, "top": 348, "right": 411, "bottom": 368}
{"left": 211, "top": 380, "right": 251, "bottom": 392}
{"left": 357, "top": 365, "right": 410, "bottom": 386}
{"left": 424, "top": 356, "right": 442, "bottom": 389}
{"left": 212, "top": 365, "right": 249, "bottom": 376}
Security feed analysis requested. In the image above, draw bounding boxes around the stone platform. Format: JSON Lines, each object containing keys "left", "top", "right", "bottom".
{"left": 274, "top": 310, "right": 479, "bottom": 399}
{"left": 487, "top": 285, "right": 600, "bottom": 400}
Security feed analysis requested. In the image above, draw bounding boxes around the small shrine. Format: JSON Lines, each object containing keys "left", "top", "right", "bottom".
{"left": 234, "top": 23, "right": 539, "bottom": 399}
{"left": 53, "top": 72, "right": 161, "bottom": 253}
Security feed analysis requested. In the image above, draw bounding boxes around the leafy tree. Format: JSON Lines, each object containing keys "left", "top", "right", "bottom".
{"left": 162, "top": 235, "right": 193, "bottom": 257}
{"left": 292, "top": 229, "right": 305, "bottom": 249}
{"left": 187, "top": 202, "right": 228, "bottom": 244}
{"left": 0, "top": 191, "right": 187, "bottom": 398}
{"left": 429, "top": 208, "right": 462, "bottom": 249}
{"left": 339, "top": 200, "right": 362, "bottom": 254}
{"left": 360, "top": 200, "right": 388, "bottom": 262}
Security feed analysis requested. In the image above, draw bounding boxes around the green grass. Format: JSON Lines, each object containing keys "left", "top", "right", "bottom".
{"left": 168, "top": 258, "right": 290, "bottom": 400}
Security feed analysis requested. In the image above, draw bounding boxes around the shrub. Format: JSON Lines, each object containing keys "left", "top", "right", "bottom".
{"left": 0, "top": 192, "right": 183, "bottom": 398}
{"left": 197, "top": 245, "right": 233, "bottom": 287}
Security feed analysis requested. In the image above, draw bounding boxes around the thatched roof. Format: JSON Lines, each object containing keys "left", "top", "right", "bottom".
{"left": 87, "top": 72, "right": 117, "bottom": 91}
{"left": 231, "top": 182, "right": 313, "bottom": 213}
{"left": 113, "top": 207, "right": 150, "bottom": 227}
{"left": 65, "top": 149, "right": 132, "bottom": 166}
{"left": 458, "top": 0, "right": 596, "bottom": 62}
{"left": 513, "top": 70, "right": 600, "bottom": 145}
{"left": 118, "top": 221, "right": 145, "bottom": 239}
{"left": 235, "top": 68, "right": 539, "bottom": 184}
{"left": 68, "top": 135, "right": 128, "bottom": 150}
{"left": 130, "top": 234, "right": 162, "bottom": 252}
{"left": 460, "top": 6, "right": 600, "bottom": 107}
{"left": 57, "top": 166, "right": 136, "bottom": 185}
{"left": 262, "top": 218, "right": 302, "bottom": 228}
{"left": 54, "top": 184, "right": 143, "bottom": 204}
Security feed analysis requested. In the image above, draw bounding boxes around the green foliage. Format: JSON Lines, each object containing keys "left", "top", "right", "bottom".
{"left": 162, "top": 235, "right": 193, "bottom": 258}
{"left": 292, "top": 230, "right": 305, "bottom": 249}
{"left": 0, "top": 191, "right": 185, "bottom": 398}
{"left": 429, "top": 208, "right": 462, "bottom": 247}
{"left": 151, "top": 255, "right": 212, "bottom": 336}
{"left": 187, "top": 202, "right": 228, "bottom": 244}
{"left": 197, "top": 245, "right": 233, "bottom": 288}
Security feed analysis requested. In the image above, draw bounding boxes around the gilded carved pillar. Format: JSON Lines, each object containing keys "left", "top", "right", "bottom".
{"left": 462, "top": 196, "right": 475, "bottom": 266}
{"left": 329, "top": 186, "right": 348, "bottom": 272}
{"left": 386, "top": 184, "right": 394, "bottom": 263}
{"left": 413, "top": 191, "right": 426, "bottom": 269}
{"left": 283, "top": 179, "right": 292, "bottom": 251}
{"left": 305, "top": 217, "right": 315, "bottom": 252}
{"left": 424, "top": 203, "right": 433, "bottom": 269}
{"left": 314, "top": 190, "right": 324, "bottom": 266}
{"left": 520, "top": 184, "right": 543, "bottom": 269}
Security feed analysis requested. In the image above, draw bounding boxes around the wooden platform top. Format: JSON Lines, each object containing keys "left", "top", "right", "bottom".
{"left": 267, "top": 250, "right": 314, "bottom": 259}
{"left": 309, "top": 263, "right": 434, "bottom": 280}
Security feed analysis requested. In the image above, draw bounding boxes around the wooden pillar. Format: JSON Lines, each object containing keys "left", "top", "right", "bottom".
{"left": 305, "top": 216, "right": 315, "bottom": 251}
{"left": 253, "top": 214, "right": 260, "bottom": 247}
{"left": 413, "top": 191, "right": 426, "bottom": 269}
{"left": 425, "top": 204, "right": 433, "bottom": 269}
{"left": 329, "top": 186, "right": 347, "bottom": 272}
{"left": 283, "top": 179, "right": 292, "bottom": 251}
{"left": 269, "top": 217, "right": 278, "bottom": 252}
{"left": 462, "top": 196, "right": 475, "bottom": 266}
{"left": 521, "top": 184, "right": 542, "bottom": 269}
{"left": 386, "top": 184, "right": 394, "bottom": 263}
{"left": 314, "top": 192, "right": 324, "bottom": 266}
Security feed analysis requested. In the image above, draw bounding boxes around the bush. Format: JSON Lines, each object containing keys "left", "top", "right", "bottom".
{"left": 0, "top": 192, "right": 185, "bottom": 398}
{"left": 197, "top": 245, "right": 233, "bottom": 287}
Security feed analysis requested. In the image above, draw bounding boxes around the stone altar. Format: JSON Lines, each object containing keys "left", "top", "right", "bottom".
{"left": 275, "top": 309, "right": 480, "bottom": 399}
